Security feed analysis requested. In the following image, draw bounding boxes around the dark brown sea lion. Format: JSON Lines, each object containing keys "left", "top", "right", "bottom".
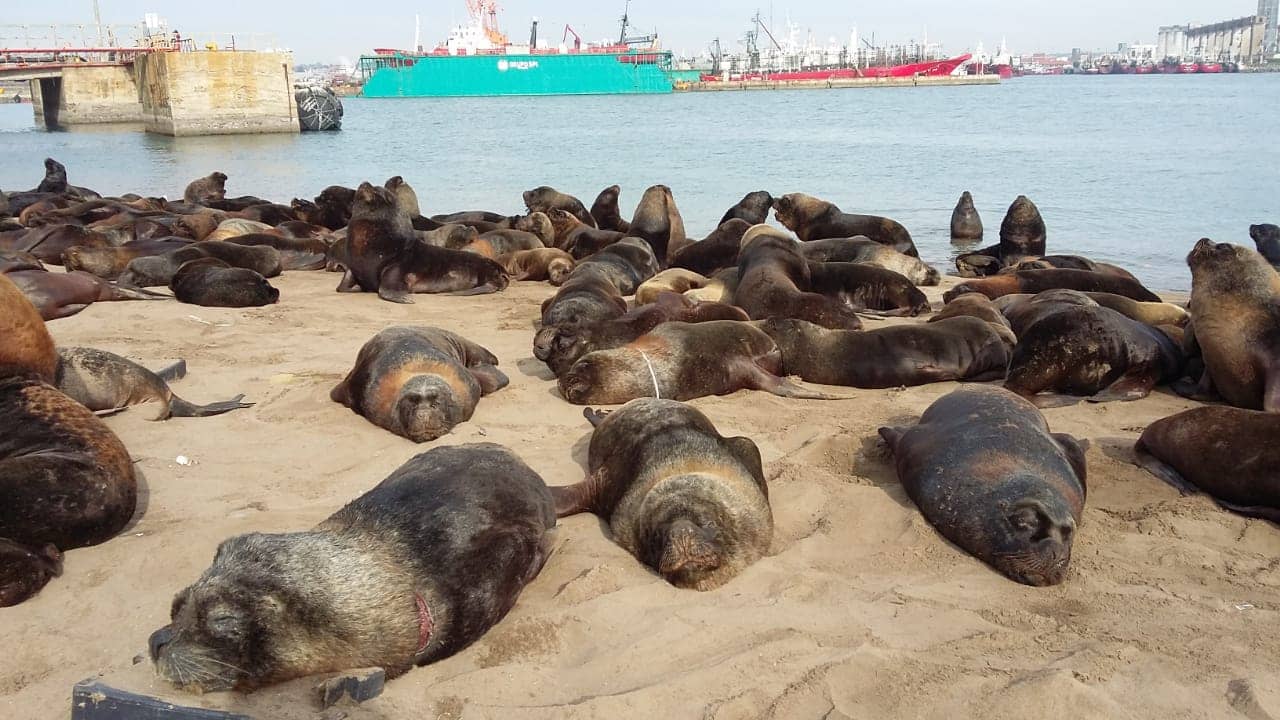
{"left": 590, "top": 185, "right": 631, "bottom": 233}
{"left": 552, "top": 399, "right": 771, "bottom": 590}
{"left": 1135, "top": 407, "right": 1280, "bottom": 521}
{"left": 462, "top": 229, "right": 545, "bottom": 259}
{"left": 759, "top": 316, "right": 1013, "bottom": 388}
{"left": 118, "top": 240, "right": 282, "bottom": 287}
{"left": 628, "top": 185, "right": 686, "bottom": 266}
{"left": 1004, "top": 294, "right": 1185, "bottom": 407}
{"left": 177, "top": 212, "right": 235, "bottom": 241}
{"left": 233, "top": 203, "right": 297, "bottom": 227}
{"left": 204, "top": 195, "right": 272, "bottom": 212}
{"left": 0, "top": 273, "right": 57, "bottom": 381}
{"left": 1, "top": 223, "right": 115, "bottom": 265}
{"left": 995, "top": 292, "right": 1188, "bottom": 328}
{"left": 1177, "top": 238, "right": 1280, "bottom": 411}
{"left": 183, "top": 172, "right": 228, "bottom": 205}
{"left": 878, "top": 386, "right": 1087, "bottom": 586}
{"left": 929, "top": 292, "right": 1010, "bottom": 328}
{"left": 378, "top": 242, "right": 510, "bottom": 302}
{"left": 35, "top": 158, "right": 71, "bottom": 194}
{"left": 549, "top": 209, "right": 625, "bottom": 259}
{"left": 950, "top": 191, "right": 983, "bottom": 241}
{"left": 524, "top": 186, "right": 595, "bottom": 227}
{"left": 538, "top": 271, "right": 630, "bottom": 333}
{"left": 773, "top": 192, "right": 918, "bottom": 257}
{"left": 798, "top": 236, "right": 941, "bottom": 286}
{"left": 310, "top": 185, "right": 358, "bottom": 230}
{"left": 148, "top": 443, "right": 555, "bottom": 690}
{"left": 944, "top": 268, "right": 1162, "bottom": 304}
{"left": 668, "top": 218, "right": 752, "bottom": 276}
{"left": 226, "top": 233, "right": 328, "bottom": 271}
{"left": 54, "top": 348, "right": 251, "bottom": 420}
{"left": 498, "top": 248, "right": 575, "bottom": 285}
{"left": 536, "top": 292, "right": 749, "bottom": 376}
{"left": 431, "top": 210, "right": 509, "bottom": 225}
{"left": 331, "top": 326, "right": 508, "bottom": 442}
{"left": 733, "top": 228, "right": 863, "bottom": 330}
{"left": 385, "top": 175, "right": 421, "bottom": 218}
{"left": 558, "top": 320, "right": 841, "bottom": 404}
{"left": 564, "top": 236, "right": 660, "bottom": 297}
{"left": 170, "top": 258, "right": 280, "bottom": 308}
{"left": 1250, "top": 223, "right": 1280, "bottom": 270}
{"left": 423, "top": 223, "right": 480, "bottom": 250}
{"left": 0, "top": 250, "right": 46, "bottom": 275}
{"left": 719, "top": 191, "right": 774, "bottom": 227}
{"left": 328, "top": 182, "right": 415, "bottom": 300}
{"left": 807, "top": 261, "right": 931, "bottom": 317}
{"left": 62, "top": 238, "right": 193, "bottom": 280}
{"left": 954, "top": 195, "right": 1047, "bottom": 276}
{"left": 1004, "top": 255, "right": 1138, "bottom": 282}
{"left": 7, "top": 269, "right": 168, "bottom": 320}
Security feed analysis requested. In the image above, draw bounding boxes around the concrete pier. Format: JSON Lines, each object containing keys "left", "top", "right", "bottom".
{"left": 135, "top": 52, "right": 298, "bottom": 136}
{"left": 29, "top": 65, "right": 142, "bottom": 125}
{"left": 676, "top": 74, "right": 1000, "bottom": 92}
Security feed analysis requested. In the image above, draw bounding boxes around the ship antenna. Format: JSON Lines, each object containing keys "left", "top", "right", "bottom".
{"left": 619, "top": 0, "right": 630, "bottom": 45}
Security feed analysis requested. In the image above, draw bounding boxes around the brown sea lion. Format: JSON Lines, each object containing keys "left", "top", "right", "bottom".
{"left": 226, "top": 233, "right": 328, "bottom": 271}
{"left": 719, "top": 191, "right": 774, "bottom": 227}
{"left": 55, "top": 348, "right": 251, "bottom": 420}
{"left": 1250, "top": 223, "right": 1280, "bottom": 270}
{"left": 1005, "top": 255, "right": 1139, "bottom": 282}
{"left": 668, "top": 218, "right": 752, "bottom": 276}
{"left": 733, "top": 227, "right": 863, "bottom": 330}
{"left": 175, "top": 212, "right": 233, "bottom": 241}
{"left": 552, "top": 399, "right": 772, "bottom": 590}
{"left": 149, "top": 443, "right": 555, "bottom": 690}
{"left": 628, "top": 184, "right": 686, "bottom": 266}
{"left": 7, "top": 269, "right": 169, "bottom": 320}
{"left": 565, "top": 236, "right": 659, "bottom": 296}
{"left": 995, "top": 292, "right": 1188, "bottom": 328}
{"left": 379, "top": 242, "right": 510, "bottom": 302}
{"left": 950, "top": 191, "right": 983, "bottom": 241}
{"left": 1, "top": 223, "right": 115, "bottom": 265}
{"left": 385, "top": 176, "right": 421, "bottom": 218}
{"left": 807, "top": 261, "right": 931, "bottom": 317}
{"left": 550, "top": 209, "right": 625, "bottom": 259}
{"left": 423, "top": 223, "right": 480, "bottom": 250}
{"left": 536, "top": 292, "right": 749, "bottom": 376}
{"left": 590, "top": 185, "right": 631, "bottom": 233}
{"left": 307, "top": 185, "right": 358, "bottom": 230}
{"left": 62, "top": 238, "right": 193, "bottom": 280}
{"left": 929, "top": 292, "right": 1010, "bottom": 328}
{"left": 461, "top": 229, "right": 545, "bottom": 259}
{"left": 538, "top": 271, "right": 629, "bottom": 332}
{"left": 118, "top": 240, "right": 282, "bottom": 288}
{"left": 0, "top": 273, "right": 57, "bottom": 380}
{"left": 1177, "top": 238, "right": 1280, "bottom": 411}
{"left": 204, "top": 195, "right": 271, "bottom": 212}
{"left": 498, "top": 247, "right": 575, "bottom": 285}
{"left": 558, "top": 320, "right": 842, "bottom": 404}
{"left": 35, "top": 157, "right": 71, "bottom": 194}
{"left": 773, "top": 192, "right": 918, "bottom": 257}
{"left": 0, "top": 250, "right": 46, "bottom": 275}
{"left": 328, "top": 182, "right": 415, "bottom": 301}
{"left": 944, "top": 268, "right": 1162, "bottom": 304}
{"left": 231, "top": 203, "right": 296, "bottom": 227}
{"left": 759, "top": 316, "right": 1013, "bottom": 388}
{"left": 331, "top": 327, "right": 508, "bottom": 443}
{"left": 954, "top": 195, "right": 1047, "bottom": 276}
{"left": 1135, "top": 407, "right": 1280, "bottom": 521}
{"left": 170, "top": 258, "right": 280, "bottom": 308}
{"left": 183, "top": 172, "right": 228, "bottom": 205}
{"left": 798, "top": 236, "right": 941, "bottom": 286}
{"left": 636, "top": 268, "right": 711, "bottom": 305}
{"left": 878, "top": 386, "right": 1087, "bottom": 586}
{"left": 431, "top": 210, "right": 508, "bottom": 225}
{"left": 524, "top": 186, "right": 595, "bottom": 227}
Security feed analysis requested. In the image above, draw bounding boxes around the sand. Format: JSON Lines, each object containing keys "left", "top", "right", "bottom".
{"left": 3, "top": 271, "right": 1278, "bottom": 720}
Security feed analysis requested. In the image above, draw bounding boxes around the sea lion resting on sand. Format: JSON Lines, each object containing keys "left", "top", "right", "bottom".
{"left": 536, "top": 238, "right": 660, "bottom": 333}
{"left": 118, "top": 240, "right": 282, "bottom": 288}
{"left": 332, "top": 327, "right": 508, "bottom": 443}
{"left": 55, "top": 348, "right": 252, "bottom": 420}
{"left": 668, "top": 219, "right": 752, "bottom": 276}
{"left": 1005, "top": 255, "right": 1139, "bottom": 281}
{"left": 183, "top": 172, "right": 228, "bottom": 206}
{"left": 807, "top": 261, "right": 932, "bottom": 316}
{"left": 954, "top": 195, "right": 1047, "bottom": 276}
{"left": 524, "top": 186, "right": 595, "bottom": 227}
{"left": 498, "top": 248, "right": 575, "bottom": 285}
{"left": 758, "top": 316, "right": 1014, "bottom": 388}
{"left": 994, "top": 292, "right": 1188, "bottom": 329}
{"left": 1136, "top": 406, "right": 1280, "bottom": 522}
{"left": 6, "top": 269, "right": 168, "bottom": 320}
{"left": 1250, "top": 224, "right": 1280, "bottom": 270}
{"left": 62, "top": 238, "right": 193, "bottom": 280}
{"left": 879, "top": 386, "right": 1087, "bottom": 587}
{"left": 460, "top": 229, "right": 545, "bottom": 259}
{"left": 944, "top": 268, "right": 1162, "bottom": 304}
{"left": 930, "top": 293, "right": 1010, "bottom": 329}
{"left": 773, "top": 192, "right": 918, "bottom": 257}
{"left": 636, "top": 268, "right": 712, "bottom": 305}
{"left": 798, "top": 237, "right": 940, "bottom": 286}
{"left": 226, "top": 233, "right": 329, "bottom": 271}
{"left": 558, "top": 320, "right": 842, "bottom": 405}
{"left": 733, "top": 227, "right": 863, "bottom": 330}
{"left": 170, "top": 257, "right": 280, "bottom": 308}
{"left": 549, "top": 209, "right": 625, "bottom": 259}
{"left": 148, "top": 443, "right": 555, "bottom": 691}
{"left": 553, "top": 399, "right": 772, "bottom": 590}
{"left": 950, "top": 191, "right": 983, "bottom": 241}
{"left": 590, "top": 185, "right": 631, "bottom": 233}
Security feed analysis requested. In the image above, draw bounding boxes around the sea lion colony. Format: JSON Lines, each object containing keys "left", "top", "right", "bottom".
{"left": 2, "top": 159, "right": 1277, "bottom": 698}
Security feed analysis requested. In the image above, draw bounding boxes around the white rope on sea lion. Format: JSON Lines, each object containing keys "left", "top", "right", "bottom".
{"left": 639, "top": 350, "right": 661, "bottom": 400}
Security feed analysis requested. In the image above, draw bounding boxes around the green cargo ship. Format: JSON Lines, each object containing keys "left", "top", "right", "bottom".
{"left": 359, "top": 50, "right": 675, "bottom": 97}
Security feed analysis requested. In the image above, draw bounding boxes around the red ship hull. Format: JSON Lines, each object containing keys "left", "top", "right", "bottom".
{"left": 700, "top": 54, "right": 972, "bottom": 83}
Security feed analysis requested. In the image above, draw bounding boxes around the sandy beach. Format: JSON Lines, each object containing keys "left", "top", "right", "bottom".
{"left": 3, "top": 270, "right": 1278, "bottom": 720}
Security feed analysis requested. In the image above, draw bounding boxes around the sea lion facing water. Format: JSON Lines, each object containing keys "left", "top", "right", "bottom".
{"left": 733, "top": 227, "right": 863, "bottom": 330}
{"left": 590, "top": 185, "right": 631, "bottom": 233}
{"left": 54, "top": 348, "right": 252, "bottom": 420}
{"left": 719, "top": 191, "right": 775, "bottom": 227}
{"left": 552, "top": 399, "right": 772, "bottom": 590}
{"left": 773, "top": 192, "right": 918, "bottom": 257}
{"left": 629, "top": 185, "right": 686, "bottom": 267}
{"left": 798, "top": 237, "right": 941, "bottom": 286}
{"left": 183, "top": 172, "right": 228, "bottom": 206}
{"left": 332, "top": 327, "right": 508, "bottom": 443}
{"left": 1250, "top": 224, "right": 1280, "bottom": 270}
{"left": 879, "top": 386, "right": 1087, "bottom": 587}
{"left": 668, "top": 218, "right": 752, "bottom": 276}
{"left": 950, "top": 191, "right": 983, "bottom": 241}
{"left": 524, "top": 186, "right": 595, "bottom": 227}
{"left": 149, "top": 443, "right": 555, "bottom": 691}
{"left": 954, "top": 196, "right": 1047, "bottom": 276}
{"left": 384, "top": 176, "right": 421, "bottom": 218}
{"left": 170, "top": 258, "right": 280, "bottom": 308}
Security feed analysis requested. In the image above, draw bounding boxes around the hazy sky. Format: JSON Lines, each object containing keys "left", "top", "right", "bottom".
{"left": 3, "top": 1, "right": 1261, "bottom": 63}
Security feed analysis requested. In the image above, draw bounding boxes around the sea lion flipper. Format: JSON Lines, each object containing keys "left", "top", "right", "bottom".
{"left": 582, "top": 408, "right": 611, "bottom": 427}
{"left": 725, "top": 436, "right": 766, "bottom": 492}
{"left": 740, "top": 363, "right": 845, "bottom": 401}
{"left": 336, "top": 269, "right": 360, "bottom": 293}
{"left": 877, "top": 426, "right": 907, "bottom": 452}
{"left": 549, "top": 476, "right": 600, "bottom": 518}
{"left": 1086, "top": 374, "right": 1156, "bottom": 404}
{"left": 1052, "top": 433, "right": 1089, "bottom": 492}
{"left": 467, "top": 365, "right": 509, "bottom": 395}
{"left": 1025, "top": 393, "right": 1084, "bottom": 409}
{"left": 1134, "top": 443, "right": 1198, "bottom": 497}
{"left": 154, "top": 359, "right": 188, "bottom": 382}
{"left": 330, "top": 380, "right": 352, "bottom": 406}
{"left": 167, "top": 394, "right": 254, "bottom": 418}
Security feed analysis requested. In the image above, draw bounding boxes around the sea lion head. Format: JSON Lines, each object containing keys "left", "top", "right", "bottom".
{"left": 548, "top": 208, "right": 580, "bottom": 241}
{"left": 391, "top": 373, "right": 470, "bottom": 442}
{"left": 547, "top": 256, "right": 574, "bottom": 286}
{"left": 636, "top": 493, "right": 732, "bottom": 590}
{"left": 558, "top": 350, "right": 651, "bottom": 405}
{"left": 773, "top": 193, "right": 827, "bottom": 232}
{"left": 954, "top": 253, "right": 1003, "bottom": 278}
{"left": 523, "top": 186, "right": 557, "bottom": 212}
{"left": 1249, "top": 223, "right": 1279, "bottom": 256}
{"left": 958, "top": 190, "right": 975, "bottom": 209}
{"left": 942, "top": 283, "right": 982, "bottom": 304}
{"left": 981, "top": 476, "right": 1078, "bottom": 587}
{"left": 535, "top": 325, "right": 593, "bottom": 376}
{"left": 352, "top": 182, "right": 397, "bottom": 216}
{"left": 290, "top": 198, "right": 324, "bottom": 225}
{"left": 1188, "top": 237, "right": 1279, "bottom": 295}
{"left": 515, "top": 212, "right": 554, "bottom": 245}
{"left": 0, "top": 540, "right": 63, "bottom": 608}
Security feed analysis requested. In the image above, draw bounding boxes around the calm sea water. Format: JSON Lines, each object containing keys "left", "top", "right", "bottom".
{"left": 3, "top": 74, "right": 1278, "bottom": 291}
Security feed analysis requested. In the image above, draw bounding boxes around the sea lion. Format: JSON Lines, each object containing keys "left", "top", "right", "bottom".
{"left": 550, "top": 209, "right": 625, "bottom": 259}
{"left": 1005, "top": 255, "right": 1138, "bottom": 281}
{"left": 2, "top": 223, "right": 115, "bottom": 265}
{"left": 431, "top": 210, "right": 508, "bottom": 225}
{"left": 558, "top": 320, "right": 841, "bottom": 404}
{"left": 719, "top": 191, "right": 774, "bottom": 227}
{"left": 170, "top": 258, "right": 280, "bottom": 308}
{"left": 944, "top": 268, "right": 1162, "bottom": 304}
{"left": 35, "top": 157, "right": 70, "bottom": 194}
{"left": 231, "top": 203, "right": 296, "bottom": 227}
{"left": 328, "top": 182, "right": 415, "bottom": 301}
{"left": 226, "top": 233, "right": 328, "bottom": 271}
{"left": 552, "top": 399, "right": 771, "bottom": 590}
{"left": 461, "top": 229, "right": 545, "bottom": 259}
{"left": 331, "top": 327, "right": 508, "bottom": 443}
{"left": 148, "top": 443, "right": 555, "bottom": 690}
{"left": 423, "top": 223, "right": 480, "bottom": 250}
{"left": 0, "top": 250, "right": 45, "bottom": 275}
{"left": 994, "top": 292, "right": 1189, "bottom": 328}
{"left": 799, "top": 238, "right": 941, "bottom": 286}
{"left": 773, "top": 192, "right": 918, "bottom": 257}
{"left": 590, "top": 185, "right": 631, "bottom": 233}
{"left": 1250, "top": 223, "right": 1280, "bottom": 270}
{"left": 1135, "top": 407, "right": 1280, "bottom": 521}
{"left": 0, "top": 273, "right": 57, "bottom": 381}
{"left": 878, "top": 386, "right": 1087, "bottom": 587}
{"left": 954, "top": 196, "right": 1047, "bottom": 276}
{"left": 668, "top": 219, "right": 751, "bottom": 276}
{"left": 950, "top": 191, "right": 983, "bottom": 241}
{"left": 0, "top": 187, "right": 10, "bottom": 218}
{"left": 929, "top": 292, "right": 1010, "bottom": 329}
{"left": 538, "top": 271, "right": 630, "bottom": 333}
{"left": 733, "top": 227, "right": 863, "bottom": 330}
{"left": 565, "top": 236, "right": 659, "bottom": 296}
{"left": 385, "top": 176, "right": 421, "bottom": 218}
{"left": 378, "top": 242, "right": 510, "bottom": 302}
{"left": 807, "top": 261, "right": 931, "bottom": 317}
{"left": 636, "top": 268, "right": 712, "bottom": 305}
{"left": 1178, "top": 238, "right": 1280, "bottom": 411}
{"left": 684, "top": 267, "right": 739, "bottom": 304}
{"left": 1003, "top": 294, "right": 1185, "bottom": 406}
{"left": 62, "top": 238, "right": 193, "bottom": 280}
{"left": 628, "top": 185, "right": 686, "bottom": 266}
{"left": 499, "top": 248, "right": 575, "bottom": 285}
{"left": 6, "top": 269, "right": 168, "bottom": 320}
{"left": 118, "top": 241, "right": 282, "bottom": 288}
{"left": 204, "top": 195, "right": 271, "bottom": 212}
{"left": 535, "top": 292, "right": 749, "bottom": 376}
{"left": 758, "top": 316, "right": 1014, "bottom": 388}
{"left": 305, "top": 185, "right": 358, "bottom": 230}
{"left": 183, "top": 172, "right": 229, "bottom": 206}
{"left": 55, "top": 348, "right": 251, "bottom": 420}
{"left": 523, "top": 186, "right": 595, "bottom": 227}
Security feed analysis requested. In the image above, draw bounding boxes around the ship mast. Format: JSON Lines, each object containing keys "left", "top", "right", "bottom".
{"left": 619, "top": 0, "right": 630, "bottom": 45}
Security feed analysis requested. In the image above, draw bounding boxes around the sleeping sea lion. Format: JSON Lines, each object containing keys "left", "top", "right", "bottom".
{"left": 6, "top": 269, "right": 169, "bottom": 320}
{"left": 170, "top": 258, "right": 280, "bottom": 308}
{"left": 798, "top": 237, "right": 940, "bottom": 286}
{"left": 668, "top": 219, "right": 752, "bottom": 276}
{"left": 733, "top": 227, "right": 863, "bottom": 330}
{"left": 55, "top": 348, "right": 252, "bottom": 420}
{"left": 524, "top": 186, "right": 595, "bottom": 227}
{"left": 550, "top": 209, "right": 625, "bottom": 259}
{"left": 807, "top": 261, "right": 931, "bottom": 317}
{"left": 63, "top": 238, "right": 193, "bottom": 280}
{"left": 944, "top": 268, "right": 1162, "bottom": 304}
{"left": 498, "top": 248, "right": 575, "bottom": 285}
{"left": 118, "top": 240, "right": 282, "bottom": 288}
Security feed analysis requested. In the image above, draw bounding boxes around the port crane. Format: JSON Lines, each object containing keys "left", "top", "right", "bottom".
{"left": 563, "top": 24, "right": 582, "bottom": 51}
{"left": 465, "top": 0, "right": 508, "bottom": 46}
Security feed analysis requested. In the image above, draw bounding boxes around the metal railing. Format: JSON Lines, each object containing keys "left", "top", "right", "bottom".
{"left": 0, "top": 24, "right": 283, "bottom": 55}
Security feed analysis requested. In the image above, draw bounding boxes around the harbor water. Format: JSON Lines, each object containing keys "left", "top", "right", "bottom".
{"left": 3, "top": 73, "right": 1278, "bottom": 291}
